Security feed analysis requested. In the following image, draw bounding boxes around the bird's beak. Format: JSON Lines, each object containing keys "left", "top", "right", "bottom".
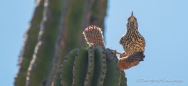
{"left": 131, "top": 11, "right": 134, "bottom": 17}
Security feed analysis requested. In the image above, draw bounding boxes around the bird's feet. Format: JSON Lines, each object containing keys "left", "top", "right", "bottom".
{"left": 119, "top": 52, "right": 127, "bottom": 58}
{"left": 109, "top": 49, "right": 127, "bottom": 58}
{"left": 105, "top": 48, "right": 119, "bottom": 61}
{"left": 110, "top": 49, "right": 121, "bottom": 54}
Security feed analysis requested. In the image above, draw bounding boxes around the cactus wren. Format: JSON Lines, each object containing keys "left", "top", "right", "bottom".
{"left": 119, "top": 12, "right": 146, "bottom": 58}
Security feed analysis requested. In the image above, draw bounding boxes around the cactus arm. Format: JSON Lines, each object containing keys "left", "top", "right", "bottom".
{"left": 62, "top": 0, "right": 87, "bottom": 51}
{"left": 103, "top": 49, "right": 121, "bottom": 86}
{"left": 93, "top": 46, "right": 107, "bottom": 86}
{"left": 14, "top": 0, "right": 44, "bottom": 86}
{"left": 72, "top": 46, "right": 88, "bottom": 86}
{"left": 26, "top": 0, "right": 65, "bottom": 85}
{"left": 84, "top": 46, "right": 95, "bottom": 86}
{"left": 120, "top": 71, "right": 127, "bottom": 86}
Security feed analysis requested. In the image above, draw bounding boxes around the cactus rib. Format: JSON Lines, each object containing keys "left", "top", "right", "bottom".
{"left": 103, "top": 49, "right": 121, "bottom": 86}
{"left": 84, "top": 46, "right": 95, "bottom": 86}
{"left": 58, "top": 48, "right": 78, "bottom": 86}
{"left": 93, "top": 46, "right": 107, "bottom": 86}
{"left": 72, "top": 46, "right": 88, "bottom": 86}
{"left": 53, "top": 55, "right": 68, "bottom": 86}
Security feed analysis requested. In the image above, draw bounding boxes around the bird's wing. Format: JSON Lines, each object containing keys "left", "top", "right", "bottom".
{"left": 119, "top": 36, "right": 124, "bottom": 45}
{"left": 140, "top": 35, "right": 146, "bottom": 47}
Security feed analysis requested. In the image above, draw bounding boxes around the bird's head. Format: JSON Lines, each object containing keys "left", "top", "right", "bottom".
{"left": 126, "top": 12, "right": 138, "bottom": 30}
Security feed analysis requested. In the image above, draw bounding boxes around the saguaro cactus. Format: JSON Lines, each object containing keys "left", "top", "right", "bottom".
{"left": 52, "top": 26, "right": 127, "bottom": 86}
{"left": 15, "top": 0, "right": 145, "bottom": 85}
{"left": 14, "top": 0, "right": 108, "bottom": 86}
{"left": 53, "top": 45, "right": 127, "bottom": 86}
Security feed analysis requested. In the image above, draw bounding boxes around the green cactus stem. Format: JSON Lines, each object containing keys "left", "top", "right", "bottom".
{"left": 14, "top": 0, "right": 44, "bottom": 86}
{"left": 53, "top": 45, "right": 127, "bottom": 86}
{"left": 26, "top": 0, "right": 65, "bottom": 85}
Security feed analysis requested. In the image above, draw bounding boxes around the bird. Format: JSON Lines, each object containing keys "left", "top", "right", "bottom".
{"left": 117, "top": 12, "right": 146, "bottom": 70}
{"left": 119, "top": 12, "right": 146, "bottom": 58}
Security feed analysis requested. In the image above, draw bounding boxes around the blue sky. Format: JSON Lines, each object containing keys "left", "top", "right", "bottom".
{"left": 1, "top": 0, "right": 188, "bottom": 86}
